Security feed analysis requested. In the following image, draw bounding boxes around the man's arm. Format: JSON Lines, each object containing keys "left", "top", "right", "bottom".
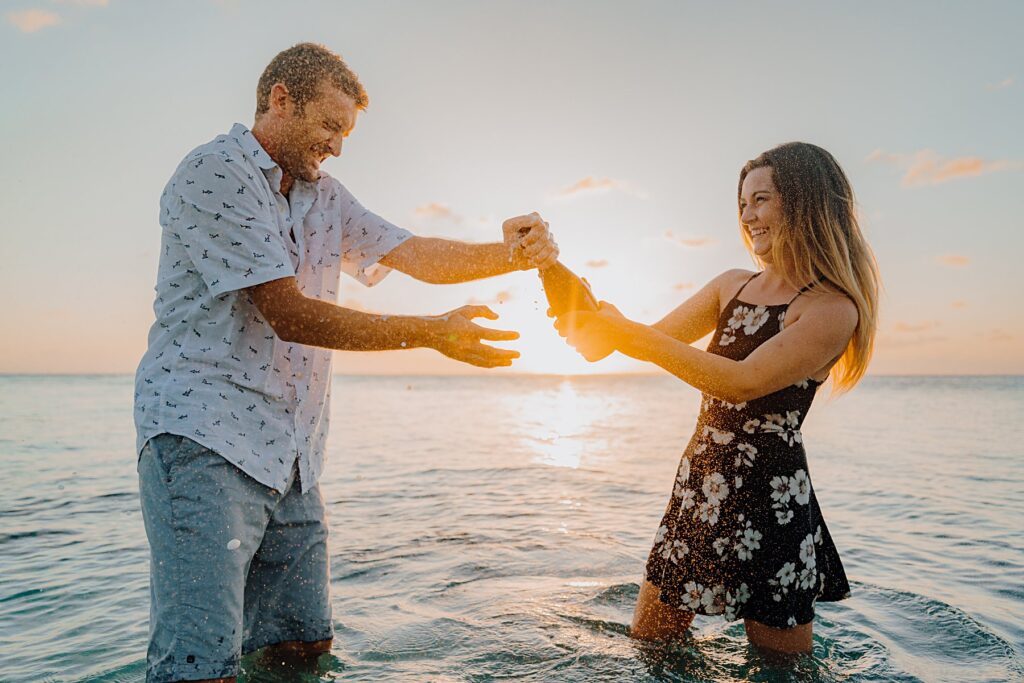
{"left": 246, "top": 277, "right": 520, "bottom": 367}
{"left": 378, "top": 214, "right": 558, "bottom": 284}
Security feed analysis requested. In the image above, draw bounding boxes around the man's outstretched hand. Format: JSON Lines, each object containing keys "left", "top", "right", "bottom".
{"left": 502, "top": 212, "right": 559, "bottom": 271}
{"left": 427, "top": 305, "right": 521, "bottom": 368}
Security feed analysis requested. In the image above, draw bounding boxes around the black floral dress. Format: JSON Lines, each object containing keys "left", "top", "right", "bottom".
{"left": 644, "top": 272, "right": 851, "bottom": 628}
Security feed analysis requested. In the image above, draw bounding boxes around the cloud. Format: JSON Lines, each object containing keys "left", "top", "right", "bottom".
{"left": 674, "top": 282, "right": 695, "bottom": 291}
{"left": 867, "top": 148, "right": 1023, "bottom": 186}
{"left": 555, "top": 176, "right": 648, "bottom": 199}
{"left": 54, "top": 0, "right": 110, "bottom": 5}
{"left": 7, "top": 9, "right": 60, "bottom": 32}
{"left": 950, "top": 299, "right": 968, "bottom": 309}
{"left": 466, "top": 290, "right": 514, "bottom": 306}
{"left": 989, "top": 329, "right": 1013, "bottom": 342}
{"left": 414, "top": 202, "right": 461, "bottom": 223}
{"left": 664, "top": 230, "right": 714, "bottom": 248}
{"left": 893, "top": 320, "right": 939, "bottom": 333}
{"left": 585, "top": 259, "right": 609, "bottom": 268}
{"left": 985, "top": 76, "right": 1014, "bottom": 91}
{"left": 937, "top": 254, "right": 970, "bottom": 268}
{"left": 877, "top": 333, "right": 948, "bottom": 349}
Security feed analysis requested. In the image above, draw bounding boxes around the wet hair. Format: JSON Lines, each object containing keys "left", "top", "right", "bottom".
{"left": 256, "top": 42, "right": 368, "bottom": 115}
{"left": 738, "top": 142, "right": 881, "bottom": 393}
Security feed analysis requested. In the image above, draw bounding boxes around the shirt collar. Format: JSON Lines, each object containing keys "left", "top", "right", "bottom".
{"left": 228, "top": 122, "right": 321, "bottom": 197}
{"left": 229, "top": 122, "right": 278, "bottom": 171}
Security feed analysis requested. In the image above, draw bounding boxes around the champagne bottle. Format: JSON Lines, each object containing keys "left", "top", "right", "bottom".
{"left": 517, "top": 225, "right": 598, "bottom": 316}
{"left": 517, "top": 227, "right": 611, "bottom": 360}
{"left": 537, "top": 261, "right": 598, "bottom": 317}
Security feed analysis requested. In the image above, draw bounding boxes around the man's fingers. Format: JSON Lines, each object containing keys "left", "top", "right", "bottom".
{"left": 476, "top": 326, "right": 520, "bottom": 342}
{"left": 458, "top": 305, "right": 498, "bottom": 321}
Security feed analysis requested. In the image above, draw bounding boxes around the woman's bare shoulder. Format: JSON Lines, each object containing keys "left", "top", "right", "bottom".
{"left": 711, "top": 268, "right": 757, "bottom": 298}
{"left": 806, "top": 289, "right": 859, "bottom": 326}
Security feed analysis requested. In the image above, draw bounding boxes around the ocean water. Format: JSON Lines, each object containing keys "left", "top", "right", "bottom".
{"left": 0, "top": 374, "right": 1021, "bottom": 682}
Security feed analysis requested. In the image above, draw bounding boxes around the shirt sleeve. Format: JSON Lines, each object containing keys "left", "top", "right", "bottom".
{"left": 333, "top": 181, "right": 413, "bottom": 287}
{"left": 168, "top": 153, "right": 295, "bottom": 297}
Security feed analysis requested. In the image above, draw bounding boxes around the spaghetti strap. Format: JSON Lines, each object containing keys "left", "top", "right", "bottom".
{"left": 787, "top": 278, "right": 821, "bottom": 305}
{"left": 734, "top": 271, "right": 762, "bottom": 301}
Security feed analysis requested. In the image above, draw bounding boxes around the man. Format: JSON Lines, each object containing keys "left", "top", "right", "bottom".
{"left": 134, "top": 43, "right": 557, "bottom": 683}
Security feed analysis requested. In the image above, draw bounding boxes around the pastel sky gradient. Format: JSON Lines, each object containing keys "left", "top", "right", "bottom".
{"left": 2, "top": 0, "right": 1021, "bottom": 375}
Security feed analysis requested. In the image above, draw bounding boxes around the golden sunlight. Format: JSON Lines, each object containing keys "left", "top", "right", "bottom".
{"left": 502, "top": 379, "right": 613, "bottom": 469}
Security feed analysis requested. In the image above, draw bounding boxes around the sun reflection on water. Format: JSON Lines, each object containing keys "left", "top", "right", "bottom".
{"left": 511, "top": 380, "right": 612, "bottom": 469}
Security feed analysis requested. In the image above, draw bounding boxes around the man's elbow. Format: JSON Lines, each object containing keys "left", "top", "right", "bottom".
{"left": 267, "top": 319, "right": 296, "bottom": 343}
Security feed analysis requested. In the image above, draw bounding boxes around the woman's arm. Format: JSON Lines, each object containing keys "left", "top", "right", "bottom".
{"left": 562, "top": 294, "right": 857, "bottom": 402}
{"left": 651, "top": 269, "right": 749, "bottom": 343}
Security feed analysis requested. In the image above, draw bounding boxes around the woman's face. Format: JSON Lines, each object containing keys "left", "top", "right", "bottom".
{"left": 739, "top": 166, "right": 784, "bottom": 260}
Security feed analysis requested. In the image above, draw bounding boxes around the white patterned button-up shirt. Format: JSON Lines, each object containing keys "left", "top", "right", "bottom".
{"left": 134, "top": 123, "right": 413, "bottom": 492}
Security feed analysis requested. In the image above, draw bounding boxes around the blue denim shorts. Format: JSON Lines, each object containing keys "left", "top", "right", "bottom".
{"left": 138, "top": 433, "right": 334, "bottom": 683}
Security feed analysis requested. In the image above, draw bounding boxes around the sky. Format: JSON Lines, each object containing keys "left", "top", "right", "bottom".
{"left": 2, "top": 0, "right": 1022, "bottom": 375}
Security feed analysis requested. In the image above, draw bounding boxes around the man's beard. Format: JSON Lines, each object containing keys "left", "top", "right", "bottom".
{"left": 278, "top": 144, "right": 319, "bottom": 183}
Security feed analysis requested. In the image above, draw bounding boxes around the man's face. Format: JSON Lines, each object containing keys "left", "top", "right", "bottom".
{"left": 277, "top": 81, "right": 358, "bottom": 183}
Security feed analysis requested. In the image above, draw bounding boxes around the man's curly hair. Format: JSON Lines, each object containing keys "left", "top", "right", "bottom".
{"left": 256, "top": 42, "right": 368, "bottom": 115}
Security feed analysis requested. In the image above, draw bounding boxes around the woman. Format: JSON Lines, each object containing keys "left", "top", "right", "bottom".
{"left": 556, "top": 142, "right": 880, "bottom": 654}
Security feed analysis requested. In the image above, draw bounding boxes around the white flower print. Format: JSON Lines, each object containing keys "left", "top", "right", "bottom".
{"left": 799, "top": 534, "right": 817, "bottom": 569}
{"left": 760, "top": 411, "right": 803, "bottom": 446}
{"left": 677, "top": 456, "right": 690, "bottom": 484}
{"left": 715, "top": 398, "right": 747, "bottom": 411}
{"left": 724, "top": 582, "right": 751, "bottom": 621}
{"left": 742, "top": 305, "right": 770, "bottom": 334}
{"left": 776, "top": 562, "right": 797, "bottom": 587}
{"left": 702, "top": 472, "right": 730, "bottom": 505}
{"left": 697, "top": 501, "right": 721, "bottom": 525}
{"left": 673, "top": 458, "right": 691, "bottom": 497}
{"left": 661, "top": 539, "right": 690, "bottom": 564}
{"left": 718, "top": 331, "right": 736, "bottom": 347}
{"left": 775, "top": 508, "right": 794, "bottom": 525}
{"left": 682, "top": 581, "right": 704, "bottom": 610}
{"left": 798, "top": 566, "right": 817, "bottom": 590}
{"left": 702, "top": 426, "right": 735, "bottom": 445}
{"left": 733, "top": 520, "right": 762, "bottom": 560}
{"left": 795, "top": 378, "right": 810, "bottom": 389}
{"left": 701, "top": 584, "right": 726, "bottom": 614}
{"left": 778, "top": 310, "right": 787, "bottom": 331}
{"left": 734, "top": 475, "right": 743, "bottom": 490}
{"left": 679, "top": 488, "right": 696, "bottom": 510}
{"left": 742, "top": 527, "right": 763, "bottom": 551}
{"left": 815, "top": 525, "right": 823, "bottom": 544}
{"left": 736, "top": 442, "right": 757, "bottom": 467}
{"left": 770, "top": 475, "right": 792, "bottom": 504}
{"left": 789, "top": 469, "right": 811, "bottom": 505}
{"left": 742, "top": 418, "right": 760, "bottom": 434}
{"left": 713, "top": 536, "right": 729, "bottom": 556}
{"left": 653, "top": 525, "right": 668, "bottom": 545}
{"left": 693, "top": 441, "right": 708, "bottom": 456}
{"left": 727, "top": 305, "right": 749, "bottom": 330}
{"left": 787, "top": 616, "right": 797, "bottom": 627}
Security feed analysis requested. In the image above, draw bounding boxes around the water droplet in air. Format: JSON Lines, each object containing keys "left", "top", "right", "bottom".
{"left": 227, "top": 538, "right": 241, "bottom": 550}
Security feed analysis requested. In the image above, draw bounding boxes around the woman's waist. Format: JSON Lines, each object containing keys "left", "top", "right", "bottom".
{"left": 689, "top": 411, "right": 809, "bottom": 451}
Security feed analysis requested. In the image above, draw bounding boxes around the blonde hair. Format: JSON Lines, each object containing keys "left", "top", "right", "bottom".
{"left": 738, "top": 142, "right": 881, "bottom": 393}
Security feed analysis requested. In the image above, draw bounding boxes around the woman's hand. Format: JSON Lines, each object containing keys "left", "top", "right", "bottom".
{"left": 554, "top": 301, "right": 627, "bottom": 361}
